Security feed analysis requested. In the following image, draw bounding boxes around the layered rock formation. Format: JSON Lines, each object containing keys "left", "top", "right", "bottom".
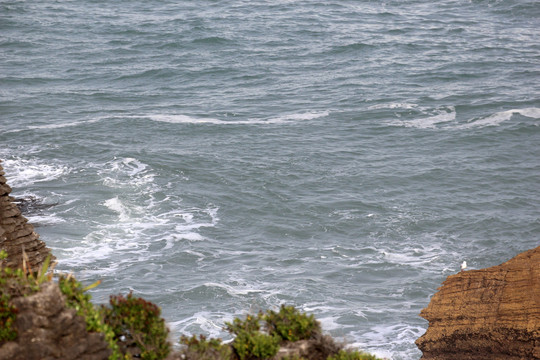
{"left": 0, "top": 282, "right": 111, "bottom": 360}
{"left": 0, "top": 160, "right": 53, "bottom": 269}
{"left": 416, "top": 246, "right": 540, "bottom": 359}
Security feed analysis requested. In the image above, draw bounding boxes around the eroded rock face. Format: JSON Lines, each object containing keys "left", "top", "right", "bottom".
{"left": 0, "top": 161, "right": 111, "bottom": 359}
{"left": 416, "top": 246, "right": 540, "bottom": 360}
{"left": 0, "top": 160, "right": 53, "bottom": 269}
{"left": 0, "top": 282, "right": 111, "bottom": 360}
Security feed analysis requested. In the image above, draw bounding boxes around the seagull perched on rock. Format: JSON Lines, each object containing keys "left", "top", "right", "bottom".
{"left": 461, "top": 261, "right": 467, "bottom": 272}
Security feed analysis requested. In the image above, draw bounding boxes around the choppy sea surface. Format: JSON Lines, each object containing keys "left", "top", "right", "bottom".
{"left": 1, "top": 1, "right": 539, "bottom": 358}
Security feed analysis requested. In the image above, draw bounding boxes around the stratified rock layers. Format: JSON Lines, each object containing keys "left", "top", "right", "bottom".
{"left": 0, "top": 282, "right": 111, "bottom": 360}
{"left": 416, "top": 246, "right": 540, "bottom": 359}
{"left": 0, "top": 160, "right": 53, "bottom": 269}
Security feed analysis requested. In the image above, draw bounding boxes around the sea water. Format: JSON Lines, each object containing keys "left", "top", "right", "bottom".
{"left": 1, "top": 1, "right": 539, "bottom": 358}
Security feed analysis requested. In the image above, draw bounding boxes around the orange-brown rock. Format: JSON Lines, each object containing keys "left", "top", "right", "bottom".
{"left": 416, "top": 246, "right": 540, "bottom": 359}
{"left": 0, "top": 160, "right": 54, "bottom": 270}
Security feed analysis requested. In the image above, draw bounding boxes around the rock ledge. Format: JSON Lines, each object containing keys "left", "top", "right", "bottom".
{"left": 416, "top": 246, "right": 540, "bottom": 359}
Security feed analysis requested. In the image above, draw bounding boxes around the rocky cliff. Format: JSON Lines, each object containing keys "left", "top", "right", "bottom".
{"left": 0, "top": 160, "right": 108, "bottom": 360}
{"left": 0, "top": 282, "right": 111, "bottom": 360}
{"left": 416, "top": 246, "right": 540, "bottom": 359}
{"left": 0, "top": 160, "right": 53, "bottom": 269}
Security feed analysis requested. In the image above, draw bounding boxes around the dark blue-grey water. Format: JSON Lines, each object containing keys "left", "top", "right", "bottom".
{"left": 1, "top": 1, "right": 539, "bottom": 358}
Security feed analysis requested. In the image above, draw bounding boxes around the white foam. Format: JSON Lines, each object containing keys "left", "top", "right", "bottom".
{"left": 317, "top": 315, "right": 342, "bottom": 332}
{"left": 269, "top": 110, "right": 330, "bottom": 122}
{"left": 354, "top": 323, "right": 425, "bottom": 359}
{"left": 400, "top": 106, "right": 456, "bottom": 129}
{"left": 148, "top": 111, "right": 329, "bottom": 125}
{"left": 60, "top": 239, "right": 117, "bottom": 268}
{"left": 331, "top": 209, "right": 362, "bottom": 220}
{"left": 27, "top": 118, "right": 101, "bottom": 130}
{"left": 184, "top": 249, "right": 206, "bottom": 258}
{"left": 458, "top": 107, "right": 540, "bottom": 128}
{"left": 57, "top": 156, "right": 219, "bottom": 275}
{"left": 98, "top": 157, "right": 155, "bottom": 188}
{"left": 3, "top": 119, "right": 102, "bottom": 134}
{"left": 201, "top": 282, "right": 265, "bottom": 297}
{"left": 149, "top": 114, "right": 224, "bottom": 124}
{"left": 104, "top": 197, "right": 133, "bottom": 222}
{"left": 2, "top": 158, "right": 71, "bottom": 188}
{"left": 165, "top": 232, "right": 206, "bottom": 247}
{"left": 169, "top": 311, "right": 228, "bottom": 339}
{"left": 379, "top": 244, "right": 442, "bottom": 268}
{"left": 25, "top": 214, "right": 66, "bottom": 225}
{"left": 367, "top": 102, "right": 418, "bottom": 110}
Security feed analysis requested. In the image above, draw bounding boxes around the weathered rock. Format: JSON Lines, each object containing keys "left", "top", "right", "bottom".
{"left": 274, "top": 334, "right": 343, "bottom": 360}
{"left": 0, "top": 282, "right": 111, "bottom": 360}
{"left": 0, "top": 160, "right": 54, "bottom": 270}
{"left": 416, "top": 246, "right": 540, "bottom": 359}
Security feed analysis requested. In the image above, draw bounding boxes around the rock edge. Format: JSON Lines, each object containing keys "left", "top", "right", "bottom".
{"left": 416, "top": 246, "right": 540, "bottom": 359}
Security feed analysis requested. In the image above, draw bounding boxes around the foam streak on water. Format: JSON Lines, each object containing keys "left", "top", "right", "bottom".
{"left": 1, "top": 1, "right": 539, "bottom": 358}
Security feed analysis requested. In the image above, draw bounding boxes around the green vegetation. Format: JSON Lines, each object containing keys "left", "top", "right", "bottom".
{"left": 0, "top": 292, "right": 18, "bottom": 342}
{"left": 327, "top": 350, "right": 382, "bottom": 360}
{"left": 0, "top": 250, "right": 18, "bottom": 343}
{"left": 0, "top": 251, "right": 171, "bottom": 360}
{"left": 180, "top": 334, "right": 233, "bottom": 359}
{"left": 225, "top": 312, "right": 281, "bottom": 360}
{"left": 265, "top": 305, "right": 321, "bottom": 342}
{"left": 180, "top": 306, "right": 384, "bottom": 360}
{"left": 60, "top": 277, "right": 171, "bottom": 360}
{"left": 104, "top": 292, "right": 170, "bottom": 360}
{"left": 58, "top": 275, "right": 124, "bottom": 360}
{"left": 1, "top": 248, "right": 382, "bottom": 360}
{"left": 0, "top": 251, "right": 50, "bottom": 343}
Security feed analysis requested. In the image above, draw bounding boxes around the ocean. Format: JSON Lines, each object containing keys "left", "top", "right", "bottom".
{"left": 1, "top": 1, "right": 539, "bottom": 358}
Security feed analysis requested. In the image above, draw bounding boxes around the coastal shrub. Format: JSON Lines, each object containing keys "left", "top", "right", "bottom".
{"left": 264, "top": 305, "right": 321, "bottom": 342}
{"left": 225, "top": 312, "right": 263, "bottom": 335}
{"left": 58, "top": 275, "right": 123, "bottom": 360}
{"left": 104, "top": 292, "right": 170, "bottom": 360}
{"left": 179, "top": 334, "right": 232, "bottom": 359}
{"left": 233, "top": 330, "right": 280, "bottom": 360}
{"left": 225, "top": 312, "right": 280, "bottom": 360}
{"left": 327, "top": 349, "right": 382, "bottom": 360}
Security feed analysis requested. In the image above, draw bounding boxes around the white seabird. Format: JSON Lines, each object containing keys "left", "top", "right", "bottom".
{"left": 461, "top": 261, "right": 467, "bottom": 272}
